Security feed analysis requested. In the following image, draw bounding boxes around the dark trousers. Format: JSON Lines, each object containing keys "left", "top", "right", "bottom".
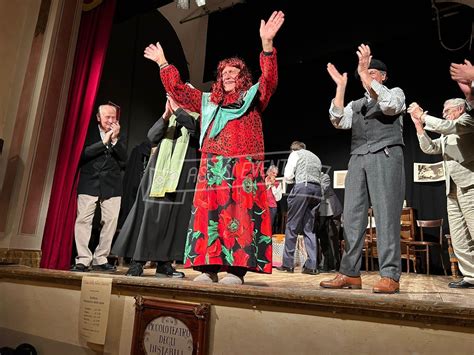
{"left": 317, "top": 215, "right": 341, "bottom": 271}
{"left": 283, "top": 182, "right": 322, "bottom": 270}
{"left": 270, "top": 207, "right": 278, "bottom": 233}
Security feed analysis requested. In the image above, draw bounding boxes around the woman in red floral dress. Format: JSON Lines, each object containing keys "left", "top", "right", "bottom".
{"left": 144, "top": 10, "right": 285, "bottom": 284}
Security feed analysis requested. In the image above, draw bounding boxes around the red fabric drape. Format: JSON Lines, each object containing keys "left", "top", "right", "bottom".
{"left": 40, "top": 0, "right": 116, "bottom": 269}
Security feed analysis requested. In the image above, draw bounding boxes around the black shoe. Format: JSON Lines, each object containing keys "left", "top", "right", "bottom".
{"left": 155, "top": 262, "right": 185, "bottom": 278}
{"left": 91, "top": 263, "right": 116, "bottom": 272}
{"left": 276, "top": 266, "right": 294, "bottom": 273}
{"left": 302, "top": 267, "right": 319, "bottom": 275}
{"left": 319, "top": 268, "right": 337, "bottom": 273}
{"left": 126, "top": 262, "right": 144, "bottom": 277}
{"left": 70, "top": 263, "right": 89, "bottom": 272}
{"left": 448, "top": 279, "right": 474, "bottom": 288}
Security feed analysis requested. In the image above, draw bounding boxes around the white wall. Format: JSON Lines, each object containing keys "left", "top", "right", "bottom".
{"left": 1, "top": 281, "right": 473, "bottom": 355}
{"left": 0, "top": 0, "right": 41, "bottom": 186}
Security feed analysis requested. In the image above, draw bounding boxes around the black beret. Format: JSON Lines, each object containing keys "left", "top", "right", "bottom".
{"left": 355, "top": 58, "right": 388, "bottom": 79}
{"left": 368, "top": 58, "right": 387, "bottom": 72}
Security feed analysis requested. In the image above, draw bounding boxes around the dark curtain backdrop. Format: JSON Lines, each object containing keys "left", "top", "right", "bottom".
{"left": 204, "top": 0, "right": 470, "bottom": 227}
{"left": 94, "top": 7, "right": 189, "bottom": 221}
{"left": 40, "top": 0, "right": 116, "bottom": 270}
{"left": 202, "top": 0, "right": 470, "bottom": 273}
{"left": 95, "top": 9, "right": 189, "bottom": 162}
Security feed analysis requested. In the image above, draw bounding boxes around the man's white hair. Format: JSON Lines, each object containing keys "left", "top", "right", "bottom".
{"left": 266, "top": 164, "right": 278, "bottom": 175}
{"left": 444, "top": 98, "right": 466, "bottom": 110}
{"left": 97, "top": 104, "right": 117, "bottom": 116}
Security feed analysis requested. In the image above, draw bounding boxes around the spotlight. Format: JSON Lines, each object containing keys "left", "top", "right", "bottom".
{"left": 176, "top": 0, "right": 190, "bottom": 9}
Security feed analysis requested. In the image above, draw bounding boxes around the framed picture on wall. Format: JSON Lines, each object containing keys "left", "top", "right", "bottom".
{"left": 414, "top": 162, "right": 445, "bottom": 182}
{"left": 333, "top": 170, "right": 348, "bottom": 189}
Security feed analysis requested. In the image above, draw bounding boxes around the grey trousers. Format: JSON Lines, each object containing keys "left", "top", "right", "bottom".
{"left": 283, "top": 183, "right": 321, "bottom": 270}
{"left": 340, "top": 146, "right": 405, "bottom": 281}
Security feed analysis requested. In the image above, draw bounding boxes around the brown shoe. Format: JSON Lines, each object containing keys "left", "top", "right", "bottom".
{"left": 320, "top": 273, "right": 362, "bottom": 289}
{"left": 372, "top": 277, "right": 399, "bottom": 294}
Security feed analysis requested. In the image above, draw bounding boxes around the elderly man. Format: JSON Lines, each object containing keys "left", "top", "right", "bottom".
{"left": 408, "top": 98, "right": 474, "bottom": 288}
{"left": 277, "top": 141, "right": 322, "bottom": 275}
{"left": 320, "top": 44, "right": 406, "bottom": 293}
{"left": 71, "top": 103, "right": 127, "bottom": 272}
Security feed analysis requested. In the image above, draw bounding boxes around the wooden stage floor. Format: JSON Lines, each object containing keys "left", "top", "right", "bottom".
{"left": 134, "top": 264, "right": 474, "bottom": 304}
{"left": 2, "top": 265, "right": 474, "bottom": 328}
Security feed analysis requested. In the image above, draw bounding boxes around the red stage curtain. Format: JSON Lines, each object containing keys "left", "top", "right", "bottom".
{"left": 40, "top": 0, "right": 116, "bottom": 269}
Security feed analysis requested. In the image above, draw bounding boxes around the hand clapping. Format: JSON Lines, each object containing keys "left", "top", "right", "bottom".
{"left": 407, "top": 102, "right": 425, "bottom": 123}
{"left": 356, "top": 44, "right": 372, "bottom": 77}
{"left": 327, "top": 63, "right": 348, "bottom": 88}
{"left": 110, "top": 122, "right": 120, "bottom": 141}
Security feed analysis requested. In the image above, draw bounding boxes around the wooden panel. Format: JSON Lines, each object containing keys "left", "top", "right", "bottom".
{"left": 21, "top": 1, "right": 79, "bottom": 234}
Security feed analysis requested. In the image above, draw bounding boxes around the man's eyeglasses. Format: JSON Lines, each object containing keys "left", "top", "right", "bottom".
{"left": 442, "top": 107, "right": 458, "bottom": 115}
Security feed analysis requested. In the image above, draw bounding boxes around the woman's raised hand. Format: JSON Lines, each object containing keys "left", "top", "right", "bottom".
{"left": 260, "top": 11, "right": 285, "bottom": 51}
{"left": 144, "top": 42, "right": 167, "bottom": 66}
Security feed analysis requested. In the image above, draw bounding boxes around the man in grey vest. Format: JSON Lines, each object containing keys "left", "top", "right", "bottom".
{"left": 320, "top": 44, "right": 406, "bottom": 293}
{"left": 408, "top": 98, "right": 474, "bottom": 288}
{"left": 277, "top": 141, "right": 322, "bottom": 275}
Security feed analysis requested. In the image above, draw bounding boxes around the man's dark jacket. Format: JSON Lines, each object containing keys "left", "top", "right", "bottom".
{"left": 77, "top": 126, "right": 127, "bottom": 199}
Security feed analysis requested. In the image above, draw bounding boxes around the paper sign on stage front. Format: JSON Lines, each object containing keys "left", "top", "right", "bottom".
{"left": 78, "top": 276, "right": 112, "bottom": 344}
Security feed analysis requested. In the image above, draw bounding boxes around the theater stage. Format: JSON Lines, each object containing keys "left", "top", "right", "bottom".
{"left": 1, "top": 265, "right": 474, "bottom": 354}
{"left": 2, "top": 264, "right": 473, "bottom": 327}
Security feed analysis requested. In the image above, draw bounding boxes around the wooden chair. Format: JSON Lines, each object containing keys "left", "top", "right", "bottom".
{"left": 444, "top": 234, "right": 459, "bottom": 277}
{"left": 363, "top": 207, "right": 420, "bottom": 273}
{"left": 364, "top": 207, "right": 376, "bottom": 271}
{"left": 341, "top": 208, "right": 374, "bottom": 271}
{"left": 403, "top": 219, "right": 447, "bottom": 275}
{"left": 399, "top": 207, "right": 417, "bottom": 273}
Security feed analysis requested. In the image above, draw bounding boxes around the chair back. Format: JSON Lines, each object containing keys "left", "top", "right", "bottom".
{"left": 444, "top": 234, "right": 459, "bottom": 277}
{"left": 400, "top": 207, "right": 415, "bottom": 242}
{"left": 416, "top": 219, "right": 443, "bottom": 244}
{"left": 366, "top": 208, "right": 375, "bottom": 242}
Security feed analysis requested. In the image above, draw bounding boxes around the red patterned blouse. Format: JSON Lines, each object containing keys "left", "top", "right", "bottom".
{"left": 160, "top": 50, "right": 278, "bottom": 160}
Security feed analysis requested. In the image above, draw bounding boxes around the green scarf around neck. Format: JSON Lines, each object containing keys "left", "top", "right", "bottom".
{"left": 150, "top": 113, "right": 197, "bottom": 197}
{"left": 199, "top": 82, "right": 259, "bottom": 146}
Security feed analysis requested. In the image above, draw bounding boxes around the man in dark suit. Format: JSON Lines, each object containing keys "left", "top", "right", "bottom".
{"left": 71, "top": 103, "right": 127, "bottom": 272}
{"left": 317, "top": 173, "right": 343, "bottom": 272}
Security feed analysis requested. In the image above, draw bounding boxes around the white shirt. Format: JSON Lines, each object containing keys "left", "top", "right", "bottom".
{"left": 284, "top": 150, "right": 299, "bottom": 183}
{"left": 329, "top": 80, "right": 406, "bottom": 129}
